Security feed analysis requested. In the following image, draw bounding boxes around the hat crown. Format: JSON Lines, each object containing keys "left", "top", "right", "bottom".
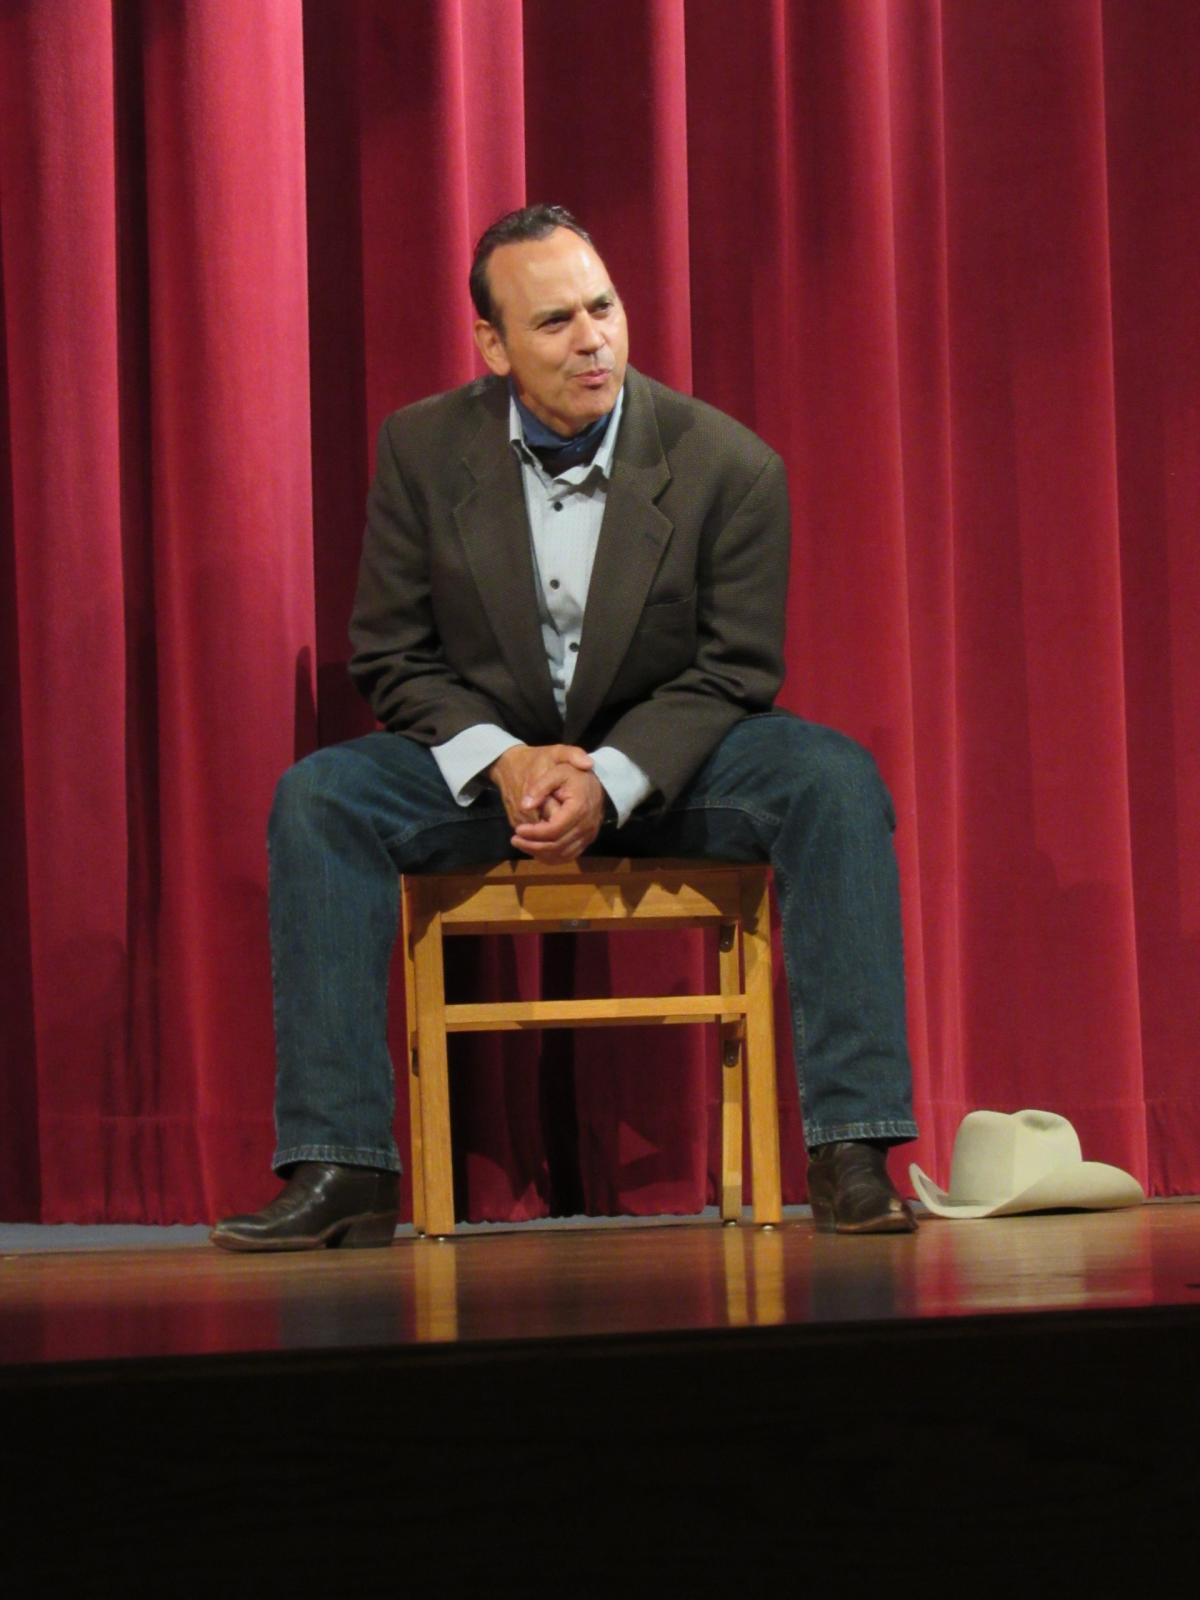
{"left": 947, "top": 1110, "right": 1082, "bottom": 1206}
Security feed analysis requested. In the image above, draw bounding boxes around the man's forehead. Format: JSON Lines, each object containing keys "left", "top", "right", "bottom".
{"left": 489, "top": 232, "right": 614, "bottom": 314}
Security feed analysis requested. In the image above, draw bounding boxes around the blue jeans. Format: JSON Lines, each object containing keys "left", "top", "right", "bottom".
{"left": 268, "top": 712, "right": 917, "bottom": 1173}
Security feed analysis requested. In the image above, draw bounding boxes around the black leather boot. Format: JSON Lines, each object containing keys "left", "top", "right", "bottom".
{"left": 210, "top": 1162, "right": 400, "bottom": 1252}
{"left": 807, "top": 1141, "right": 917, "bottom": 1234}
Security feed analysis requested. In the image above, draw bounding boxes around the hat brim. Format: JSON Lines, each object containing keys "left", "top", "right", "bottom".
{"left": 908, "top": 1160, "right": 1144, "bottom": 1220}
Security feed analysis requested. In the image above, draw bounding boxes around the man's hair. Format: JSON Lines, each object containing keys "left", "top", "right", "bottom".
{"left": 469, "top": 204, "right": 594, "bottom": 330}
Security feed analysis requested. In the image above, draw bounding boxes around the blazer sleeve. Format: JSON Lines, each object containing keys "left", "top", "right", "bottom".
{"left": 598, "top": 450, "right": 791, "bottom": 807}
{"left": 348, "top": 414, "right": 509, "bottom": 743}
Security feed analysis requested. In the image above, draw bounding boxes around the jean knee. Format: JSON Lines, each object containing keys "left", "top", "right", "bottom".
{"left": 783, "top": 723, "right": 894, "bottom": 826}
{"left": 269, "top": 746, "right": 357, "bottom": 842}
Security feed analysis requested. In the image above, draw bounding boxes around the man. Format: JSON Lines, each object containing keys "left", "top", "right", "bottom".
{"left": 211, "top": 204, "right": 917, "bottom": 1251}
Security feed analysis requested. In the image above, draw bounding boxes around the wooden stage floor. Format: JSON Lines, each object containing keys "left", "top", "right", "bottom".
{"left": 2, "top": 1200, "right": 1200, "bottom": 1366}
{"left": 4, "top": 1204, "right": 1200, "bottom": 1588}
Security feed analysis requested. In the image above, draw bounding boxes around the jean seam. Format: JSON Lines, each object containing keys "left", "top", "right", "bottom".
{"left": 267, "top": 830, "right": 285, "bottom": 1153}
{"left": 803, "top": 1120, "right": 919, "bottom": 1146}
{"left": 771, "top": 859, "right": 810, "bottom": 1128}
{"left": 657, "top": 798, "right": 782, "bottom": 832}
{"left": 274, "top": 1142, "right": 403, "bottom": 1174}
{"left": 380, "top": 806, "right": 508, "bottom": 856}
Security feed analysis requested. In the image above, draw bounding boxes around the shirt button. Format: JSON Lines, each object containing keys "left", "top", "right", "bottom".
{"left": 569, "top": 641, "right": 579, "bottom": 653}
{"left": 553, "top": 500, "right": 563, "bottom": 511}
{"left": 549, "top": 579, "right": 560, "bottom": 590}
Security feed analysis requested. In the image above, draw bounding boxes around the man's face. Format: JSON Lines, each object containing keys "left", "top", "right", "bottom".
{"left": 474, "top": 228, "right": 629, "bottom": 437}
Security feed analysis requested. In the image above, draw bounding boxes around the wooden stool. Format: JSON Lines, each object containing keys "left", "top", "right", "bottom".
{"left": 401, "top": 858, "right": 783, "bottom": 1237}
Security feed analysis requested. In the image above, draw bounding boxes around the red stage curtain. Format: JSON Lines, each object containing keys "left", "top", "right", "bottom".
{"left": 2, "top": 0, "right": 1197, "bottom": 1222}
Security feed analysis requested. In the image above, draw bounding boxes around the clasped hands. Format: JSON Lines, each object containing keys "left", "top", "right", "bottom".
{"left": 487, "top": 744, "right": 606, "bottom": 864}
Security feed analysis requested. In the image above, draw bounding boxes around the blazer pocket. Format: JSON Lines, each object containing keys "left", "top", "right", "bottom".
{"left": 642, "top": 589, "right": 697, "bottom": 619}
{"left": 613, "top": 591, "right": 698, "bottom": 692}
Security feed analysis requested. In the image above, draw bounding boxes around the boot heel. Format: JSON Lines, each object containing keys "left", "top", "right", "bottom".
{"left": 337, "top": 1212, "right": 399, "bottom": 1249}
{"left": 809, "top": 1198, "right": 836, "bottom": 1233}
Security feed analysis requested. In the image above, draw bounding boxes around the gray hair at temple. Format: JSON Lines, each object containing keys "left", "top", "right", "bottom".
{"left": 469, "top": 204, "right": 595, "bottom": 331}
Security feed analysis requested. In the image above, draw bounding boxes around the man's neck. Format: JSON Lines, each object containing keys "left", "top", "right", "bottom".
{"left": 512, "top": 388, "right": 614, "bottom": 471}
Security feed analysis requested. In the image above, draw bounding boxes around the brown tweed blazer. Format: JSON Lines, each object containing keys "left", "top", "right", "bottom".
{"left": 349, "top": 365, "right": 790, "bottom": 809}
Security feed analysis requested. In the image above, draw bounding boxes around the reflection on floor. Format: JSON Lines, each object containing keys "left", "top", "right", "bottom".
{"left": 3, "top": 1199, "right": 1198, "bottom": 1367}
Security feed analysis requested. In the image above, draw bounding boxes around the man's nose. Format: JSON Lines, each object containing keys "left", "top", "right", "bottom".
{"left": 574, "top": 312, "right": 606, "bottom": 349}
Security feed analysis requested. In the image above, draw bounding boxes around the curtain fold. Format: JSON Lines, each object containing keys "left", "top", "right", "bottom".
{"left": 3, "top": 0, "right": 314, "bottom": 1219}
{"left": 1, "top": 0, "right": 126, "bottom": 1217}
{"left": 1102, "top": 0, "right": 1200, "bottom": 1185}
{"left": 2, "top": 0, "right": 1197, "bottom": 1221}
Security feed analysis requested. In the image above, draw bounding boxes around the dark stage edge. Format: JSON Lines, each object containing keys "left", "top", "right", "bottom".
{"left": 4, "top": 1216, "right": 1200, "bottom": 1589}
{"left": 5, "top": 1310, "right": 1200, "bottom": 1590}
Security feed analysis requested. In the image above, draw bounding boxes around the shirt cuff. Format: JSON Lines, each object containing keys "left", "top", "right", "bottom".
{"left": 432, "top": 725, "right": 523, "bottom": 806}
{"left": 589, "top": 746, "right": 653, "bottom": 827}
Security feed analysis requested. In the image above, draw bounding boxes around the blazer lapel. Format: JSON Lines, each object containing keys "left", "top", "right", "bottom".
{"left": 454, "top": 385, "right": 561, "bottom": 734}
{"left": 564, "top": 370, "right": 673, "bottom": 743}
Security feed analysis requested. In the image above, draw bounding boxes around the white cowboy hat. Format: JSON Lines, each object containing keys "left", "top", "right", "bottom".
{"left": 908, "top": 1109, "right": 1144, "bottom": 1219}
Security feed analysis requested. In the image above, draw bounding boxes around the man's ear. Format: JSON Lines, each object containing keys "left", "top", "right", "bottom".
{"left": 474, "top": 319, "right": 511, "bottom": 377}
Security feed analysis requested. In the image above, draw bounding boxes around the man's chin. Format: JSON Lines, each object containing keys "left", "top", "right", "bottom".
{"left": 559, "top": 391, "right": 617, "bottom": 433}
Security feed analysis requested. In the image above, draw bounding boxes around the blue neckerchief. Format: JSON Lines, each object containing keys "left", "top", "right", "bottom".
{"left": 512, "top": 388, "right": 614, "bottom": 472}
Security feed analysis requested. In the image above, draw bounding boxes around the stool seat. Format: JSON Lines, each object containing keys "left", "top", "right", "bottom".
{"left": 401, "top": 857, "right": 783, "bottom": 1237}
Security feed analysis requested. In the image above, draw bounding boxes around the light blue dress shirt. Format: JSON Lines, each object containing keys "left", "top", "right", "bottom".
{"left": 431, "top": 385, "right": 653, "bottom": 827}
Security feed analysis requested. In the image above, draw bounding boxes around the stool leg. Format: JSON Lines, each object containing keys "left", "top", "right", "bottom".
{"left": 411, "top": 902, "right": 456, "bottom": 1238}
{"left": 401, "top": 883, "right": 426, "bottom": 1236}
{"left": 718, "top": 921, "right": 744, "bottom": 1222}
{"left": 742, "top": 872, "right": 782, "bottom": 1225}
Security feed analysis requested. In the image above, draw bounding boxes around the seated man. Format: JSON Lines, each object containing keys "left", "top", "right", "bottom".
{"left": 212, "top": 204, "right": 918, "bottom": 1251}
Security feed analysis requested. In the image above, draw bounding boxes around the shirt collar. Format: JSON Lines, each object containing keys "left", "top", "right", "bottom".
{"left": 508, "top": 383, "right": 625, "bottom": 482}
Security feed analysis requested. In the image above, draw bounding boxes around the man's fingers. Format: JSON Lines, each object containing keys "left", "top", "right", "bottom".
{"left": 513, "top": 777, "right": 592, "bottom": 838}
{"left": 541, "top": 743, "right": 592, "bottom": 771}
{"left": 522, "top": 763, "right": 580, "bottom": 813}
{"left": 500, "top": 756, "right": 603, "bottom": 859}
{"left": 512, "top": 807, "right": 586, "bottom": 848}
{"left": 520, "top": 748, "right": 592, "bottom": 809}
{"left": 492, "top": 744, "right": 593, "bottom": 817}
{"left": 512, "top": 833, "right": 585, "bottom": 861}
{"left": 513, "top": 807, "right": 578, "bottom": 843}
